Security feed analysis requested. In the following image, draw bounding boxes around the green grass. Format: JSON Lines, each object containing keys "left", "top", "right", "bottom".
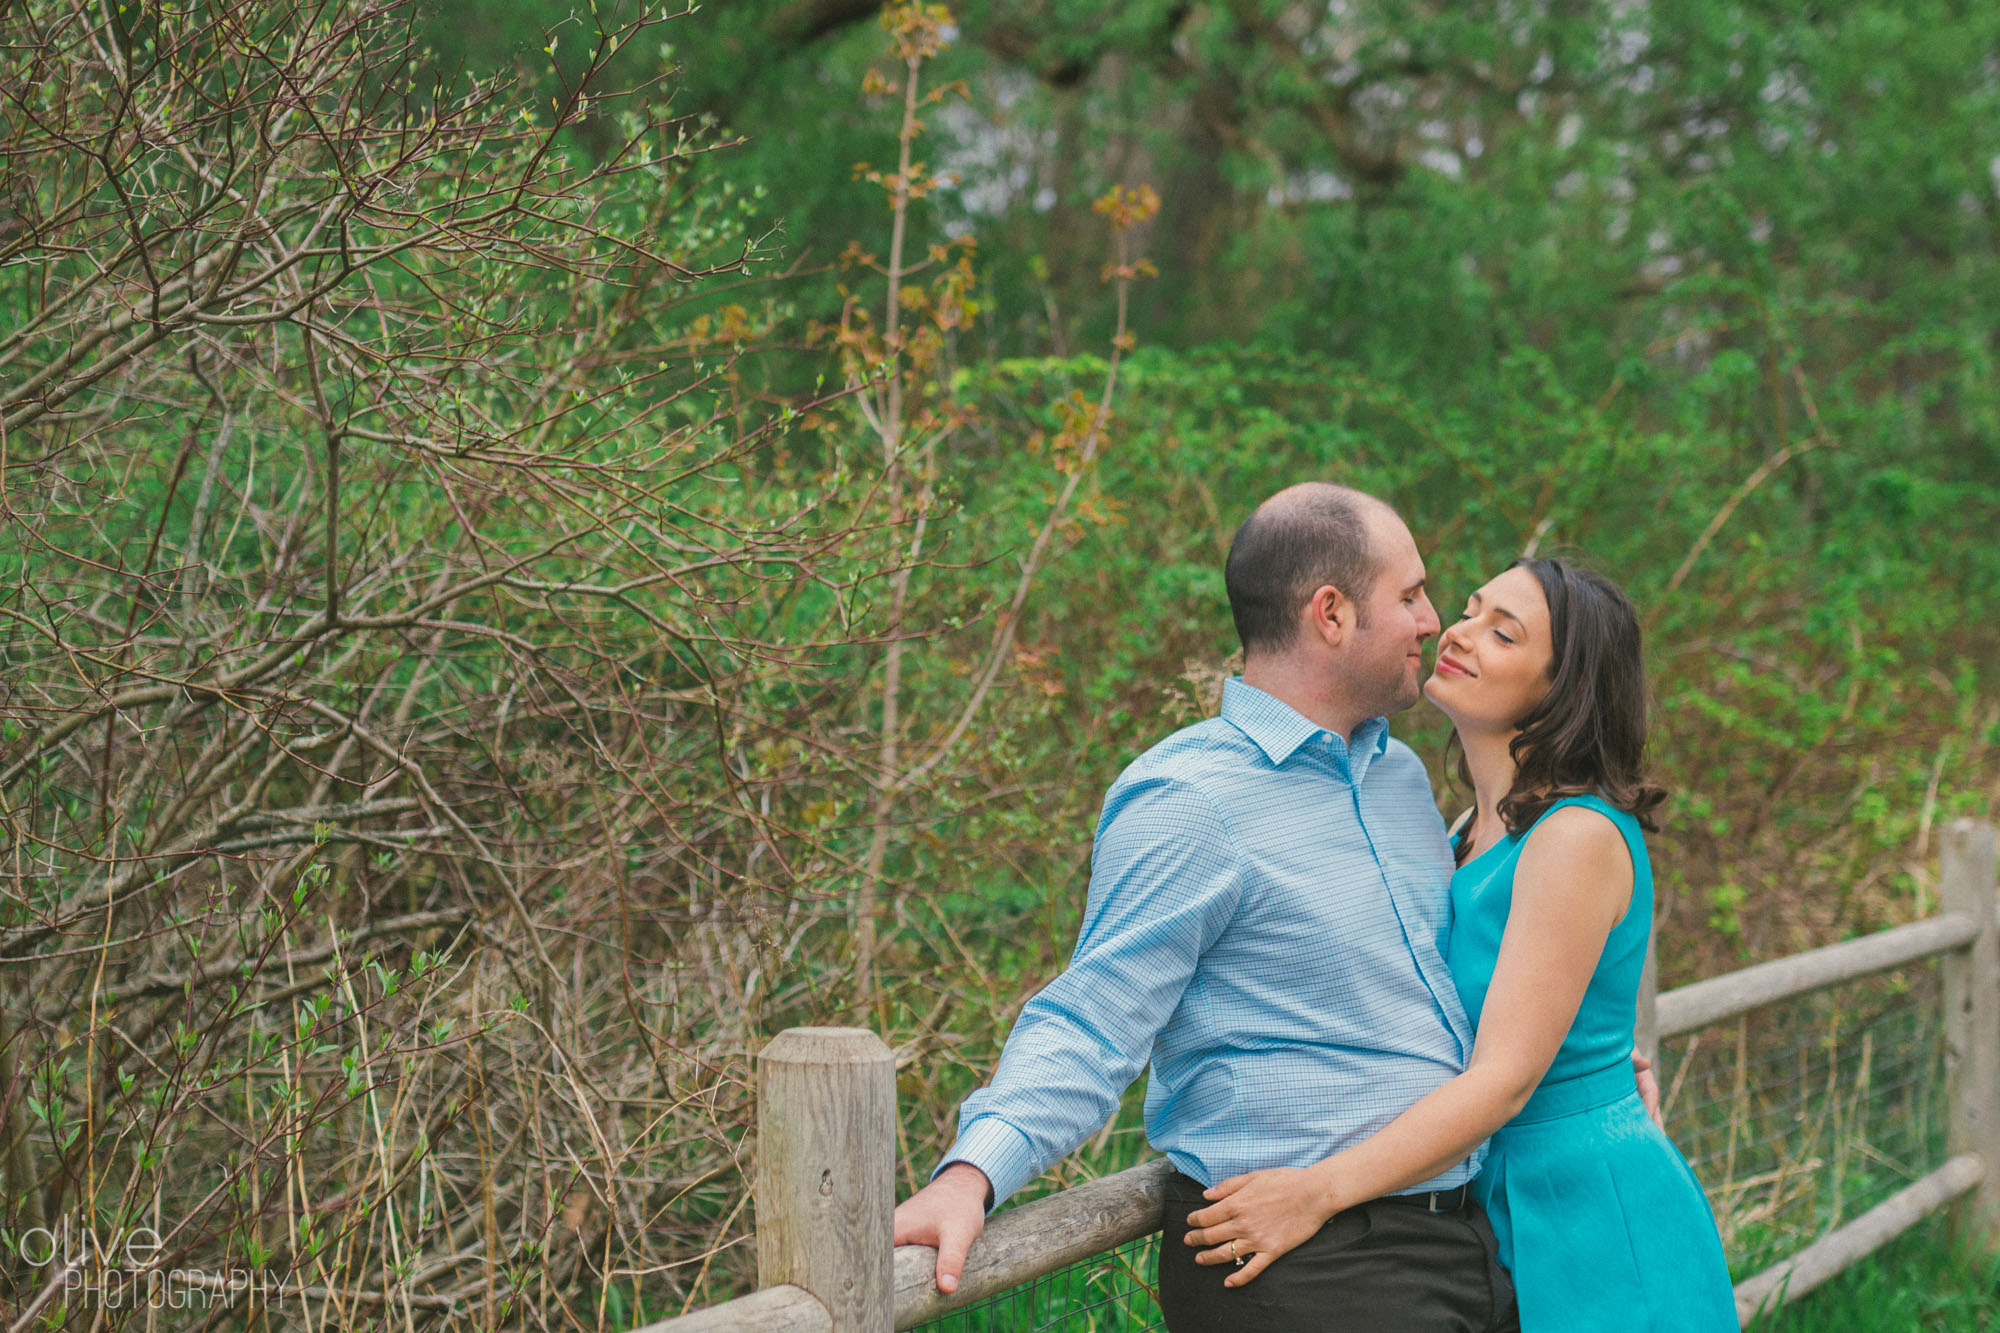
{"left": 1747, "top": 1218, "right": 2000, "bottom": 1332}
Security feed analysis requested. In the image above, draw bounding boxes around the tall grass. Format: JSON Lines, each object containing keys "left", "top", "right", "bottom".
{"left": 1748, "top": 1218, "right": 2000, "bottom": 1332}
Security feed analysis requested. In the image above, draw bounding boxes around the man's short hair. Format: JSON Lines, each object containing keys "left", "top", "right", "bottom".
{"left": 1224, "top": 484, "right": 1388, "bottom": 655}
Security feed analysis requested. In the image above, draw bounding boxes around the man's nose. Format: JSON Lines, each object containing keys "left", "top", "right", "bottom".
{"left": 1416, "top": 595, "right": 1441, "bottom": 639}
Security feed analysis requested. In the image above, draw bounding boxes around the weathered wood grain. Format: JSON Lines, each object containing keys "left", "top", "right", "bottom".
{"left": 893, "top": 1157, "right": 1175, "bottom": 1329}
{"left": 759, "top": 1027, "right": 896, "bottom": 1332}
{"left": 1657, "top": 912, "right": 1978, "bottom": 1037}
{"left": 1635, "top": 931, "right": 1659, "bottom": 1063}
{"left": 1942, "top": 819, "right": 2000, "bottom": 1248}
{"left": 629, "top": 1283, "right": 832, "bottom": 1333}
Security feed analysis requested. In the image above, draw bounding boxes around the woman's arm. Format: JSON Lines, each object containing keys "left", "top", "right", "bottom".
{"left": 1181, "top": 806, "right": 1634, "bottom": 1286}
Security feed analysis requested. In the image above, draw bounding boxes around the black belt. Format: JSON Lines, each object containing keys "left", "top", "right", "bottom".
{"left": 1170, "top": 1170, "right": 1469, "bottom": 1215}
{"left": 1376, "top": 1183, "right": 1470, "bottom": 1213}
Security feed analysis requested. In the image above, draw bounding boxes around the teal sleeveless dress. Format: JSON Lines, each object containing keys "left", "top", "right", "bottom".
{"left": 1449, "top": 795, "right": 1736, "bottom": 1331}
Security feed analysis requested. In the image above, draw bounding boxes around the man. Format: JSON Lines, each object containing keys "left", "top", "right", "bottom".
{"left": 896, "top": 484, "right": 1514, "bottom": 1330}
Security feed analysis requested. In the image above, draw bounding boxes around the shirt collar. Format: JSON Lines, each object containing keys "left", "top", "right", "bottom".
{"left": 1220, "top": 677, "right": 1391, "bottom": 771}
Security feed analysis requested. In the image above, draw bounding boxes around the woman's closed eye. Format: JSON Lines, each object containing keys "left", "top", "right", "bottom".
{"left": 1457, "top": 610, "right": 1512, "bottom": 644}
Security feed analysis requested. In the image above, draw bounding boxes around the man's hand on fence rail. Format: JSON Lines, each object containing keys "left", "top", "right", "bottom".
{"left": 893, "top": 1162, "right": 992, "bottom": 1295}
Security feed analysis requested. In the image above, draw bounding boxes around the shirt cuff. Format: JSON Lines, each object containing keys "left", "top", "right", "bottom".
{"left": 935, "top": 1117, "right": 1041, "bottom": 1213}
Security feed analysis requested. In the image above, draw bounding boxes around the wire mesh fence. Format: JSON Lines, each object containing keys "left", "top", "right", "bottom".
{"left": 906, "top": 1235, "right": 1164, "bottom": 1333}
{"left": 1656, "top": 959, "right": 1947, "bottom": 1278}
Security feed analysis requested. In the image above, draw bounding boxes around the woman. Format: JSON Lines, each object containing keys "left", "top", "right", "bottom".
{"left": 1180, "top": 557, "right": 1737, "bottom": 1330}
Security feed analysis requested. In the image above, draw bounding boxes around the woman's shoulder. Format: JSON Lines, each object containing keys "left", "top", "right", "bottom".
{"left": 1537, "top": 792, "right": 1644, "bottom": 838}
{"left": 1520, "top": 795, "right": 1648, "bottom": 880}
{"left": 1515, "top": 796, "right": 1649, "bottom": 930}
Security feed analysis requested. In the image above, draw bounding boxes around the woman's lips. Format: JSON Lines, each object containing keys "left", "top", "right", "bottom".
{"left": 1435, "top": 655, "right": 1472, "bottom": 678}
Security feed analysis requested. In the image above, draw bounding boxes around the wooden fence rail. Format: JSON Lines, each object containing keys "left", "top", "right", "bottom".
{"left": 642, "top": 819, "right": 2000, "bottom": 1333}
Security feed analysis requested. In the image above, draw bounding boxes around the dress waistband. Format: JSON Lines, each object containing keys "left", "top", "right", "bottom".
{"left": 1512, "top": 1059, "right": 1639, "bottom": 1125}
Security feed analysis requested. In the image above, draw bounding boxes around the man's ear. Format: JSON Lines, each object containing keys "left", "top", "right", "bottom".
{"left": 1306, "top": 584, "right": 1349, "bottom": 646}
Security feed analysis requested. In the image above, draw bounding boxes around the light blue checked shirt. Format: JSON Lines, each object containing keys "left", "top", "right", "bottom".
{"left": 939, "top": 677, "right": 1482, "bottom": 1208}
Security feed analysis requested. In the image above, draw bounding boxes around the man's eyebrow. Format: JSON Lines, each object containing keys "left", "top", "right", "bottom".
{"left": 1401, "top": 577, "right": 1427, "bottom": 595}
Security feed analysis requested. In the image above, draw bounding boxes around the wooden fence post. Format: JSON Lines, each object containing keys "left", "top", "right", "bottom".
{"left": 757, "top": 1028, "right": 896, "bottom": 1332}
{"left": 1942, "top": 819, "right": 2000, "bottom": 1249}
{"left": 1635, "top": 931, "right": 1659, "bottom": 1067}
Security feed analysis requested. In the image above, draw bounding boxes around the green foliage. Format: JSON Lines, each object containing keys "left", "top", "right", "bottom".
{"left": 7, "top": 0, "right": 2000, "bottom": 1322}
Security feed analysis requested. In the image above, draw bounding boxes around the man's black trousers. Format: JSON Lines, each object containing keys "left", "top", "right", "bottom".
{"left": 1156, "top": 1171, "right": 1521, "bottom": 1332}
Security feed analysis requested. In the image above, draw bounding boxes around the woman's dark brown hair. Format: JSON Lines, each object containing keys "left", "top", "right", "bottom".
{"left": 1451, "top": 557, "right": 1667, "bottom": 863}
